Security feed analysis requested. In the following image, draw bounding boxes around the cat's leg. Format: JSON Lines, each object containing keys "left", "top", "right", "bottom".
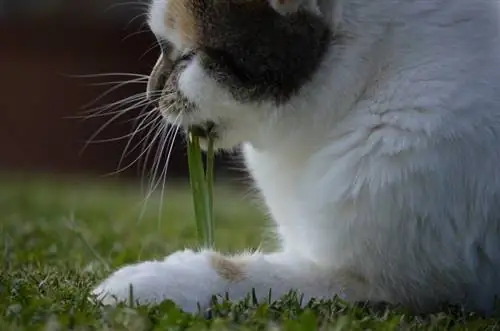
{"left": 91, "top": 249, "right": 362, "bottom": 312}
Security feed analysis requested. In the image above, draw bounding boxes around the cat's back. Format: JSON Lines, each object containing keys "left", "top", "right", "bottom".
{"left": 387, "top": 0, "right": 499, "bottom": 83}
{"left": 308, "top": 0, "right": 500, "bottom": 312}
{"left": 354, "top": 0, "right": 500, "bottom": 129}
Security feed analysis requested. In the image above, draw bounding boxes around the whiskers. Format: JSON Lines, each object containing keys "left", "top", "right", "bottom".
{"left": 73, "top": 71, "right": 184, "bottom": 227}
{"left": 101, "top": 1, "right": 160, "bottom": 60}
{"left": 102, "top": 1, "right": 152, "bottom": 41}
{"left": 137, "top": 111, "right": 184, "bottom": 228}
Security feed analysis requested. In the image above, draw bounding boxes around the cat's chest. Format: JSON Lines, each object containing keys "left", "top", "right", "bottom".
{"left": 242, "top": 143, "right": 309, "bottom": 220}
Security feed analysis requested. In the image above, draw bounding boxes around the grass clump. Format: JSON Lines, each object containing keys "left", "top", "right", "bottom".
{"left": 1, "top": 176, "right": 500, "bottom": 330}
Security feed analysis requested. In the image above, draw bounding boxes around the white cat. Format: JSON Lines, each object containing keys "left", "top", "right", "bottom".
{"left": 92, "top": 0, "right": 500, "bottom": 314}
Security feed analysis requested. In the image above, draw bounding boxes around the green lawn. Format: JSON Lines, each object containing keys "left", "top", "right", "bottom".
{"left": 1, "top": 174, "right": 499, "bottom": 330}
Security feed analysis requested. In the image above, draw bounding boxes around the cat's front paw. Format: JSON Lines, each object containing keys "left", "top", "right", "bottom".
{"left": 91, "top": 249, "right": 226, "bottom": 313}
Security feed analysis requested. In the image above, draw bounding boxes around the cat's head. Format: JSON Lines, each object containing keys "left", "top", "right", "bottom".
{"left": 146, "top": 0, "right": 333, "bottom": 150}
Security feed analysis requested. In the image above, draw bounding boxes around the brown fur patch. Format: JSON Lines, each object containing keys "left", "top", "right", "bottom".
{"left": 165, "top": 0, "right": 198, "bottom": 47}
{"left": 210, "top": 254, "right": 246, "bottom": 282}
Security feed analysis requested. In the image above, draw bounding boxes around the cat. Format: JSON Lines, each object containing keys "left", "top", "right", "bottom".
{"left": 92, "top": 0, "right": 500, "bottom": 315}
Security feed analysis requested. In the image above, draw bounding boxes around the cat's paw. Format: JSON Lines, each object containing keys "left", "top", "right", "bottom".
{"left": 91, "top": 249, "right": 226, "bottom": 313}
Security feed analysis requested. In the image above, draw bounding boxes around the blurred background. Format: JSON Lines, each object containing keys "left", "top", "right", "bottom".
{"left": 0, "top": 0, "right": 269, "bottom": 281}
{"left": 0, "top": 0, "right": 240, "bottom": 183}
{"left": 0, "top": 0, "right": 269, "bottom": 275}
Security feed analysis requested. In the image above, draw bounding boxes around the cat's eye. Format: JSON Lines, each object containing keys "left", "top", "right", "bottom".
{"left": 177, "top": 50, "right": 196, "bottom": 63}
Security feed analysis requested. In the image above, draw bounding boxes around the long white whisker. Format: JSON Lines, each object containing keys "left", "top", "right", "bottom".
{"left": 64, "top": 73, "right": 149, "bottom": 79}
{"left": 102, "top": 115, "right": 163, "bottom": 178}
{"left": 122, "top": 28, "right": 151, "bottom": 42}
{"left": 138, "top": 111, "right": 182, "bottom": 224}
{"left": 137, "top": 123, "right": 168, "bottom": 223}
{"left": 138, "top": 117, "right": 170, "bottom": 191}
{"left": 70, "top": 106, "right": 147, "bottom": 120}
{"left": 139, "top": 104, "right": 178, "bottom": 186}
{"left": 139, "top": 43, "right": 161, "bottom": 60}
{"left": 150, "top": 125, "right": 169, "bottom": 192}
{"left": 80, "top": 92, "right": 153, "bottom": 116}
{"left": 124, "top": 105, "right": 161, "bottom": 124}
{"left": 125, "top": 12, "right": 148, "bottom": 30}
{"left": 80, "top": 78, "right": 153, "bottom": 110}
{"left": 79, "top": 97, "right": 155, "bottom": 156}
{"left": 84, "top": 79, "right": 148, "bottom": 87}
{"left": 151, "top": 124, "right": 170, "bottom": 227}
{"left": 104, "top": 2, "right": 150, "bottom": 13}
{"left": 117, "top": 109, "right": 160, "bottom": 170}
{"left": 78, "top": 91, "right": 164, "bottom": 119}
{"left": 157, "top": 120, "right": 182, "bottom": 229}
{"left": 83, "top": 118, "right": 154, "bottom": 144}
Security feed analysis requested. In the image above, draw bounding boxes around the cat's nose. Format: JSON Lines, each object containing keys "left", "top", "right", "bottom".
{"left": 147, "top": 37, "right": 181, "bottom": 102}
{"left": 147, "top": 54, "right": 168, "bottom": 102}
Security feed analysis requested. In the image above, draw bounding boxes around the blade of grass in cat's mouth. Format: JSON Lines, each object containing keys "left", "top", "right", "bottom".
{"left": 187, "top": 129, "right": 215, "bottom": 248}
{"left": 189, "top": 121, "right": 217, "bottom": 138}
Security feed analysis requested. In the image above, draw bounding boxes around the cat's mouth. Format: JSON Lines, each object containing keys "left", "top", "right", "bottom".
{"left": 147, "top": 46, "right": 194, "bottom": 102}
{"left": 189, "top": 121, "right": 218, "bottom": 140}
{"left": 146, "top": 46, "right": 221, "bottom": 142}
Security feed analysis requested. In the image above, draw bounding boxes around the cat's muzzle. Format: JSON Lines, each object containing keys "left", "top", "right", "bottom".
{"left": 147, "top": 45, "right": 219, "bottom": 140}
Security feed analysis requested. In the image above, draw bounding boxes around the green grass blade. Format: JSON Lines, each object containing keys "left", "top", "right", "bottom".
{"left": 187, "top": 131, "right": 215, "bottom": 248}
{"left": 187, "top": 133, "right": 208, "bottom": 246}
{"left": 205, "top": 137, "right": 215, "bottom": 246}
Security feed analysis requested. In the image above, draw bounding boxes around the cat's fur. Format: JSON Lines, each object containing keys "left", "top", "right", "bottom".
{"left": 92, "top": 0, "right": 500, "bottom": 314}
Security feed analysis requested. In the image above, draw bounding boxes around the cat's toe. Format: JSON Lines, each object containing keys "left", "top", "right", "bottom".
{"left": 92, "top": 260, "right": 170, "bottom": 306}
{"left": 90, "top": 249, "right": 225, "bottom": 313}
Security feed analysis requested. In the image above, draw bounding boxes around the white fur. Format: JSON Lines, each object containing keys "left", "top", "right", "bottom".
{"left": 93, "top": 0, "right": 500, "bottom": 314}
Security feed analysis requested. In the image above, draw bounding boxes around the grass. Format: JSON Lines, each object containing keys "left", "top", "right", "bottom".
{"left": 186, "top": 133, "right": 215, "bottom": 247}
{"left": 1, "top": 174, "right": 500, "bottom": 330}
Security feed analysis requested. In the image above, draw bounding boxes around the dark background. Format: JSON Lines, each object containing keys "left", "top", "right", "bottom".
{"left": 0, "top": 0, "right": 239, "bottom": 182}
